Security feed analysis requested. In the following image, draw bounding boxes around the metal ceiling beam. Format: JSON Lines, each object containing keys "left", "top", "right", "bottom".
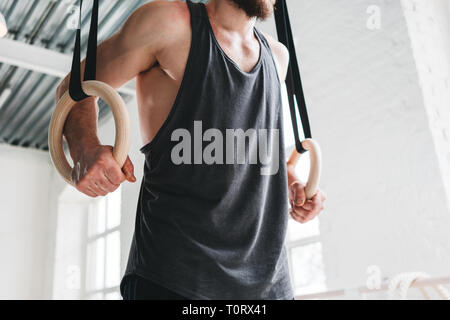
{"left": 0, "top": 38, "right": 136, "bottom": 96}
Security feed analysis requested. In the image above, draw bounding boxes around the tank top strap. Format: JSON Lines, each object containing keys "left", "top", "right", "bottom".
{"left": 254, "top": 28, "right": 270, "bottom": 50}
{"left": 186, "top": 0, "right": 207, "bottom": 21}
{"left": 185, "top": 0, "right": 212, "bottom": 55}
{"left": 253, "top": 27, "right": 283, "bottom": 83}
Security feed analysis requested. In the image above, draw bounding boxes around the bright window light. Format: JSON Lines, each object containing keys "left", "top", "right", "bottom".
{"left": 53, "top": 186, "right": 123, "bottom": 300}
{"left": 291, "top": 243, "right": 327, "bottom": 295}
{"left": 0, "top": 12, "right": 7, "bottom": 38}
{"left": 0, "top": 88, "right": 12, "bottom": 109}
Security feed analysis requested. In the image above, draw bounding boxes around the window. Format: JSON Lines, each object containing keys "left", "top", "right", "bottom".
{"left": 281, "top": 84, "right": 327, "bottom": 296}
{"left": 85, "top": 188, "right": 122, "bottom": 300}
{"left": 286, "top": 217, "right": 327, "bottom": 296}
{"left": 53, "top": 186, "right": 122, "bottom": 300}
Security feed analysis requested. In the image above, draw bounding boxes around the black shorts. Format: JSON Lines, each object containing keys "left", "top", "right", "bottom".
{"left": 121, "top": 274, "right": 295, "bottom": 300}
{"left": 121, "top": 275, "right": 188, "bottom": 300}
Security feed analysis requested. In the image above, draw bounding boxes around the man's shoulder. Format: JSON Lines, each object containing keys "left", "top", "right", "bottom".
{"left": 261, "top": 32, "right": 289, "bottom": 62}
{"left": 261, "top": 31, "right": 290, "bottom": 81}
{"left": 130, "top": 0, "right": 191, "bottom": 37}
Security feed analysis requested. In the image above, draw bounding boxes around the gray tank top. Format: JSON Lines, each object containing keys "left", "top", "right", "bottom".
{"left": 123, "top": 0, "right": 293, "bottom": 300}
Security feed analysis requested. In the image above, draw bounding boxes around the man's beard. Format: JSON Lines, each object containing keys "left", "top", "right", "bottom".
{"left": 228, "top": 0, "right": 275, "bottom": 20}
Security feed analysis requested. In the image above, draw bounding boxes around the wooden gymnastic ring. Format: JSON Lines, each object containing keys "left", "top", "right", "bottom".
{"left": 49, "top": 80, "right": 130, "bottom": 186}
{"left": 287, "top": 139, "right": 322, "bottom": 200}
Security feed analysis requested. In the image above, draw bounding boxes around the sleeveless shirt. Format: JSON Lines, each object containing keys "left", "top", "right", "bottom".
{"left": 122, "top": 0, "right": 293, "bottom": 300}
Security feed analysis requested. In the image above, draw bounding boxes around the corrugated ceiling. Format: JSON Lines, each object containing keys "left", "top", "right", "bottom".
{"left": 0, "top": 0, "right": 151, "bottom": 151}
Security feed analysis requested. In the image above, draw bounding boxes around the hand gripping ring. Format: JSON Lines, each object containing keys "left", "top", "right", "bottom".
{"left": 288, "top": 139, "right": 322, "bottom": 200}
{"left": 49, "top": 81, "right": 131, "bottom": 186}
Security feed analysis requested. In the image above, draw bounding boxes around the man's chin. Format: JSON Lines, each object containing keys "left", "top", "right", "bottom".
{"left": 259, "top": 7, "right": 275, "bottom": 21}
{"left": 229, "top": 0, "right": 275, "bottom": 20}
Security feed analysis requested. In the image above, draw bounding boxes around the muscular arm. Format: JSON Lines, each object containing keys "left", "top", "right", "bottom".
{"left": 55, "top": 3, "right": 169, "bottom": 196}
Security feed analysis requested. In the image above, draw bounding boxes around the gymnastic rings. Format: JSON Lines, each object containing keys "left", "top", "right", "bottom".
{"left": 48, "top": 81, "right": 131, "bottom": 186}
{"left": 288, "top": 139, "right": 322, "bottom": 200}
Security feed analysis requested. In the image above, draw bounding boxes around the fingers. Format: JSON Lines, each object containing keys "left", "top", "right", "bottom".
{"left": 72, "top": 148, "right": 135, "bottom": 198}
{"left": 289, "top": 207, "right": 311, "bottom": 224}
{"left": 290, "top": 206, "right": 316, "bottom": 224}
{"left": 76, "top": 171, "right": 108, "bottom": 197}
{"left": 83, "top": 186, "right": 98, "bottom": 198}
{"left": 300, "top": 200, "right": 313, "bottom": 211}
{"left": 288, "top": 181, "right": 310, "bottom": 224}
{"left": 105, "top": 164, "right": 126, "bottom": 186}
{"left": 289, "top": 188, "right": 327, "bottom": 224}
{"left": 290, "top": 211, "right": 307, "bottom": 224}
{"left": 290, "top": 203, "right": 310, "bottom": 216}
{"left": 122, "top": 156, "right": 136, "bottom": 183}
{"left": 289, "top": 181, "right": 306, "bottom": 206}
{"left": 91, "top": 181, "right": 108, "bottom": 197}
{"left": 311, "top": 192, "right": 326, "bottom": 212}
{"left": 71, "top": 162, "right": 81, "bottom": 185}
{"left": 85, "top": 165, "right": 123, "bottom": 196}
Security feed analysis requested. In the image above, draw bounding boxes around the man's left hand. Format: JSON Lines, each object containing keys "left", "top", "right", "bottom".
{"left": 289, "top": 181, "right": 327, "bottom": 224}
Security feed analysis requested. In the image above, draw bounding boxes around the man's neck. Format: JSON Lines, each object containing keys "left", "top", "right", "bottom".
{"left": 206, "top": 0, "right": 256, "bottom": 38}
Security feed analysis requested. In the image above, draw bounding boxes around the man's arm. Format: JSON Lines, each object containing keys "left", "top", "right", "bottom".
{"left": 55, "top": 3, "right": 168, "bottom": 197}
{"left": 265, "top": 34, "right": 327, "bottom": 223}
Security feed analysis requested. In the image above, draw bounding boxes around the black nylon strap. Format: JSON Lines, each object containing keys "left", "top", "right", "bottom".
{"left": 274, "top": 0, "right": 312, "bottom": 154}
{"left": 69, "top": 0, "right": 99, "bottom": 101}
{"left": 84, "top": 0, "right": 98, "bottom": 81}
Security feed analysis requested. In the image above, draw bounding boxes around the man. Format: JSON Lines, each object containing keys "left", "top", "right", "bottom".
{"left": 56, "top": 0, "right": 326, "bottom": 300}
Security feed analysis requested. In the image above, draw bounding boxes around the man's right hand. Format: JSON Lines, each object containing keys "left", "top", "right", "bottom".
{"left": 71, "top": 145, "right": 136, "bottom": 198}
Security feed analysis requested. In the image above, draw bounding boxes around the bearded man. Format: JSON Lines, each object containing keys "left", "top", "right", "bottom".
{"left": 56, "top": 0, "right": 326, "bottom": 300}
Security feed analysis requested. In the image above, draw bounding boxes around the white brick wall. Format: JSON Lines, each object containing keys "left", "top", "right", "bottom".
{"left": 401, "top": 0, "right": 450, "bottom": 209}
{"left": 258, "top": 0, "right": 450, "bottom": 291}
{"left": 0, "top": 145, "right": 53, "bottom": 299}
